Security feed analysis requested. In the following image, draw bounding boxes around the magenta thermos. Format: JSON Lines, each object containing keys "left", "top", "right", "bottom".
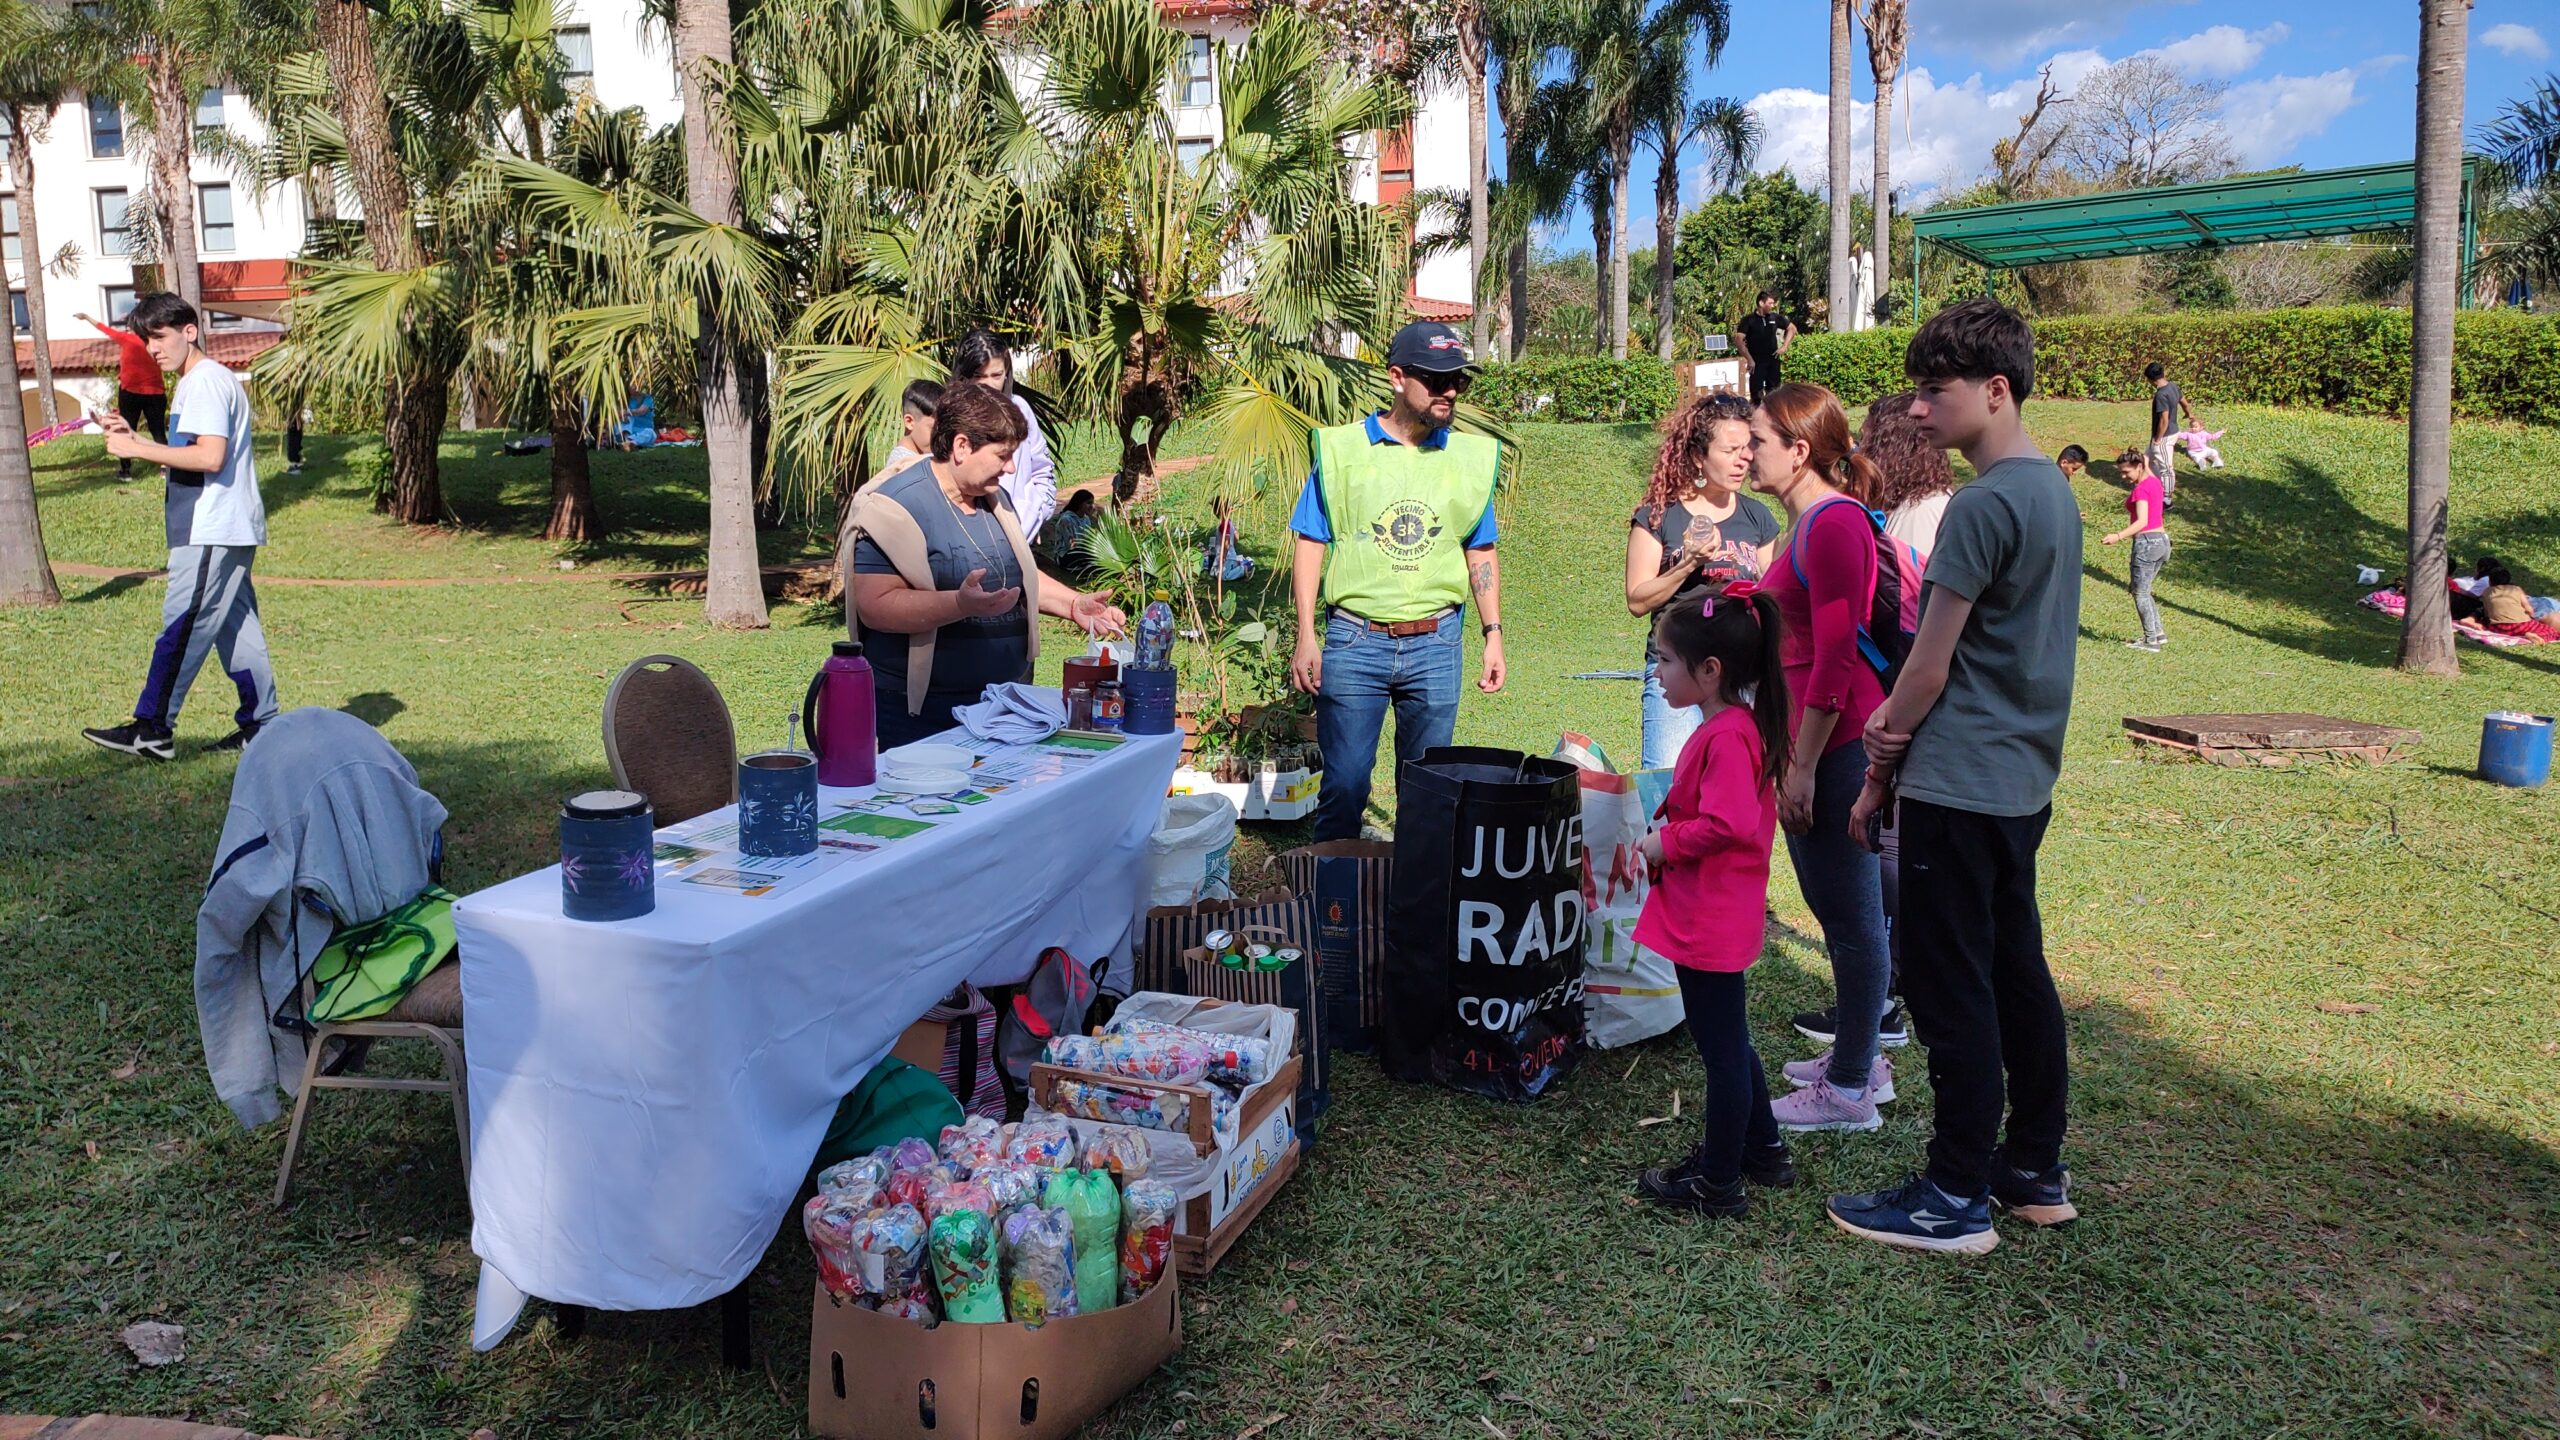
{"left": 802, "top": 640, "right": 878, "bottom": 787}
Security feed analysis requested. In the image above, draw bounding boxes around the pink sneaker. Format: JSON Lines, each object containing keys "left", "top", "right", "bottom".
{"left": 1782, "top": 1049, "right": 1895, "bottom": 1103}
{"left": 1771, "top": 1075, "right": 1882, "bottom": 1133}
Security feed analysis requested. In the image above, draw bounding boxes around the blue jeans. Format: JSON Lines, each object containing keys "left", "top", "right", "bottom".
{"left": 1639, "top": 658, "right": 1703, "bottom": 770}
{"left": 1782, "top": 741, "right": 1891, "bottom": 1089}
{"left": 1312, "top": 608, "right": 1462, "bottom": 841}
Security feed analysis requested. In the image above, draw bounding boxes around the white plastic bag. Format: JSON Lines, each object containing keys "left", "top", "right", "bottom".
{"left": 1146, "top": 794, "right": 1238, "bottom": 907}
{"left": 1555, "top": 736, "right": 1684, "bottom": 1049}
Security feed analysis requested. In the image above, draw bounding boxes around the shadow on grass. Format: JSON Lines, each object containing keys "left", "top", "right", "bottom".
{"left": 67, "top": 572, "right": 149, "bottom": 605}
{"left": 4, "top": 721, "right": 2555, "bottom": 1436}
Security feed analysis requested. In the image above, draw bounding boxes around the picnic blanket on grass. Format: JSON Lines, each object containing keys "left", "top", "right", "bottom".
{"left": 2360, "top": 589, "right": 2555, "bottom": 648}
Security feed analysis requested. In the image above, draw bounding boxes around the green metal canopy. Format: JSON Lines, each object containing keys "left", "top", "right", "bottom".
{"left": 1910, "top": 158, "right": 2476, "bottom": 279}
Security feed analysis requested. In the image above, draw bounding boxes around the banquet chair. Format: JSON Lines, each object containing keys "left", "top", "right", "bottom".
{"left": 274, "top": 935, "right": 468, "bottom": 1208}
{"left": 601, "top": 654, "right": 738, "bottom": 824}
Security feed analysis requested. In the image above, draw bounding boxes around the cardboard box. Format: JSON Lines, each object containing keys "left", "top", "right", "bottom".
{"left": 890, "top": 1015, "right": 947, "bottom": 1074}
{"left": 807, "top": 1272, "right": 1182, "bottom": 1440}
{"left": 1174, "top": 1140, "right": 1300, "bottom": 1279}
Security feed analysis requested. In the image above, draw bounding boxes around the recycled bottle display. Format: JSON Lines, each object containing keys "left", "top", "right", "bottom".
{"left": 1136, "top": 591, "right": 1176, "bottom": 670}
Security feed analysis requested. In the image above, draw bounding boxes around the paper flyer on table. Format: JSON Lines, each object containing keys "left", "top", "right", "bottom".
{"left": 658, "top": 845, "right": 850, "bottom": 898}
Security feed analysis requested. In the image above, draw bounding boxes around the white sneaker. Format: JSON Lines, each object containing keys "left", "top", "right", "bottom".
{"left": 1771, "top": 1075, "right": 1883, "bottom": 1133}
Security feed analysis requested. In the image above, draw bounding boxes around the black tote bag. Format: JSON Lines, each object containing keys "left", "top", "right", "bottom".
{"left": 1380, "top": 746, "right": 1588, "bottom": 1101}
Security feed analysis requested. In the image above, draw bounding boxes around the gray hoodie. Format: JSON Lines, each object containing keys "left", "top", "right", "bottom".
{"left": 196, "top": 708, "right": 449, "bottom": 1127}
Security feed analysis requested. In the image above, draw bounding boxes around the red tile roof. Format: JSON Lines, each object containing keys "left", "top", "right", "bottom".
{"left": 17, "top": 330, "right": 283, "bottom": 379}
{"left": 1405, "top": 295, "right": 1474, "bottom": 323}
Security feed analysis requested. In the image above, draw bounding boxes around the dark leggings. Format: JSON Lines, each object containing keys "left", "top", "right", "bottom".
{"left": 1677, "top": 966, "right": 1780, "bottom": 1184}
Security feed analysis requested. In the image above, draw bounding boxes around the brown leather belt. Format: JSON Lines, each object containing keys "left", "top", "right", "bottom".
{"left": 1342, "top": 607, "right": 1457, "bottom": 638}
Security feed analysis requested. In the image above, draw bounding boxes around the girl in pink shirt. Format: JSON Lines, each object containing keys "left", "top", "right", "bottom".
{"left": 2101, "top": 447, "right": 2171, "bottom": 650}
{"left": 1631, "top": 585, "right": 1792, "bottom": 1216}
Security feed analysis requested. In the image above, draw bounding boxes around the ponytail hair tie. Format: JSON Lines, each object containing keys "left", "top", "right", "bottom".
{"left": 1701, "top": 579, "right": 1763, "bottom": 618}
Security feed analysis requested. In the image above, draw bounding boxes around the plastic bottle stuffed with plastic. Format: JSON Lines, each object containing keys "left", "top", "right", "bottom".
{"left": 1137, "top": 592, "right": 1176, "bottom": 670}
{"left": 1119, "top": 1179, "right": 1177, "bottom": 1303}
{"left": 849, "top": 1202, "right": 928, "bottom": 1301}
{"left": 929, "top": 1207, "right": 1006, "bottom": 1323}
{"left": 1000, "top": 1204, "right": 1079, "bottom": 1327}
{"left": 1045, "top": 1167, "right": 1123, "bottom": 1313}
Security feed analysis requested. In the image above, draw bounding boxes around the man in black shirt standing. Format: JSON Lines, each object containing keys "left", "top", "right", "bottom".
{"left": 2144, "top": 361, "right": 2195, "bottom": 503}
{"left": 1737, "top": 291, "right": 1797, "bottom": 403}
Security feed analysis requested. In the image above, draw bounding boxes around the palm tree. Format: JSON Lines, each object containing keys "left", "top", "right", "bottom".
{"left": 101, "top": 0, "right": 280, "bottom": 309}
{"left": 1861, "top": 0, "right": 1905, "bottom": 325}
{"left": 0, "top": 0, "right": 50, "bottom": 603}
{"left": 0, "top": 0, "right": 110, "bottom": 429}
{"left": 2476, "top": 73, "right": 2560, "bottom": 295}
{"left": 1825, "top": 0, "right": 1852, "bottom": 330}
{"left": 311, "top": 0, "right": 449, "bottom": 523}
{"left": 1489, "top": 0, "right": 1567, "bottom": 359}
{"left": 2399, "top": 0, "right": 2467, "bottom": 676}
{"left": 1457, "top": 0, "right": 1492, "bottom": 359}
{"left": 1627, "top": 0, "right": 1747, "bottom": 362}
{"left": 671, "top": 0, "right": 765, "bottom": 628}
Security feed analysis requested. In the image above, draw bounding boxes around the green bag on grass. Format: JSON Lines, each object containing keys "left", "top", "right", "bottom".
{"left": 809, "top": 1057, "right": 965, "bottom": 1180}
{"left": 305, "top": 885, "right": 460, "bottom": 1025}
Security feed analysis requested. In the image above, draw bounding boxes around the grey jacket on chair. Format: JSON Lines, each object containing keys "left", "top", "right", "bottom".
{"left": 196, "top": 708, "right": 450, "bottom": 1128}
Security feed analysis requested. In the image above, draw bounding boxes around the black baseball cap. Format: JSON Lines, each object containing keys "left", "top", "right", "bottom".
{"left": 1384, "top": 321, "right": 1479, "bottom": 374}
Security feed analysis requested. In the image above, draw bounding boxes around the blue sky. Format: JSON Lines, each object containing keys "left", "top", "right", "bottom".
{"left": 1528, "top": 0, "right": 2557, "bottom": 251}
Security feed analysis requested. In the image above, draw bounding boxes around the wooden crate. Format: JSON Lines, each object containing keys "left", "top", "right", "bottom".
{"left": 2123, "top": 713, "right": 2420, "bottom": 767}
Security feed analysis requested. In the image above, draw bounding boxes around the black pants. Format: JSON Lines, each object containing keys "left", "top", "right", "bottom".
{"left": 1747, "top": 356, "right": 1780, "bottom": 403}
{"left": 1676, "top": 966, "right": 1779, "bottom": 1184}
{"left": 1895, "top": 797, "right": 2067, "bottom": 1197}
{"left": 117, "top": 387, "right": 168, "bottom": 477}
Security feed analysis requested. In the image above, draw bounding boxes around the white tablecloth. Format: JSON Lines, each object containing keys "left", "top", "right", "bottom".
{"left": 455, "top": 724, "right": 1180, "bottom": 1336}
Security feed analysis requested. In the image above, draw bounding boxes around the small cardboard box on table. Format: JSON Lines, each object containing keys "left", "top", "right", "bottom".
{"left": 807, "top": 1271, "right": 1181, "bottom": 1440}
{"left": 1027, "top": 995, "right": 1303, "bottom": 1278}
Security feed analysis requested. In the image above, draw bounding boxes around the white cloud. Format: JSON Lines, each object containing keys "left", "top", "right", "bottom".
{"left": 1912, "top": 0, "right": 2148, "bottom": 68}
{"left": 2480, "top": 23, "right": 2549, "bottom": 61}
{"left": 2149, "top": 24, "right": 2291, "bottom": 79}
{"left": 2220, "top": 68, "right": 2365, "bottom": 166}
{"left": 1737, "top": 38, "right": 2380, "bottom": 205}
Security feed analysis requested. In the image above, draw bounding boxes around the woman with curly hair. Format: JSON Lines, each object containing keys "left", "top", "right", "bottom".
{"left": 1625, "top": 391, "right": 1782, "bottom": 767}
{"left": 1856, "top": 390, "right": 1958, "bottom": 557}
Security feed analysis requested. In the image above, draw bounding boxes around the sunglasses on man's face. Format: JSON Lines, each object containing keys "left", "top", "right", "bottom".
{"left": 1410, "top": 370, "right": 1472, "bottom": 397}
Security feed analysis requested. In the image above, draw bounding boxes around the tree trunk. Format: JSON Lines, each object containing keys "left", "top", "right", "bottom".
{"left": 10, "top": 112, "right": 58, "bottom": 427}
{"left": 1654, "top": 144, "right": 1680, "bottom": 361}
{"left": 383, "top": 374, "right": 448, "bottom": 524}
{"left": 545, "top": 387, "right": 597, "bottom": 541}
{"left": 2399, "top": 0, "right": 2467, "bottom": 676}
{"left": 319, "top": 0, "right": 443, "bottom": 523}
{"left": 1609, "top": 131, "right": 1631, "bottom": 359}
{"left": 1589, "top": 188, "right": 1609, "bottom": 355}
{"left": 676, "top": 0, "right": 768, "bottom": 628}
{"left": 147, "top": 54, "right": 202, "bottom": 310}
{"left": 1508, "top": 235, "right": 1529, "bottom": 360}
{"left": 1826, "top": 0, "right": 1853, "bottom": 331}
{"left": 1871, "top": 71, "right": 1893, "bottom": 325}
{"left": 1462, "top": 8, "right": 1491, "bottom": 359}
{"left": 0, "top": 326, "right": 58, "bottom": 605}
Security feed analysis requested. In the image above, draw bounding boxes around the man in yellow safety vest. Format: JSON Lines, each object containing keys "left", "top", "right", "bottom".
{"left": 1287, "top": 322, "right": 1508, "bottom": 841}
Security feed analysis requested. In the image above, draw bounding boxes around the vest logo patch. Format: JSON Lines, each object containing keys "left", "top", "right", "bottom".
{"left": 1369, "top": 499, "right": 1444, "bottom": 569}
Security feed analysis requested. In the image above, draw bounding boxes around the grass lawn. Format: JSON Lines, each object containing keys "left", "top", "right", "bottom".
{"left": 2, "top": 402, "right": 2555, "bottom": 1439}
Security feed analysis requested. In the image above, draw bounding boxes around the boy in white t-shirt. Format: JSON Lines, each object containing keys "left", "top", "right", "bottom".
{"left": 83, "top": 294, "right": 280, "bottom": 760}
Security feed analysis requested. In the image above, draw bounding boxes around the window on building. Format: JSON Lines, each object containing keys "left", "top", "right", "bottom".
{"left": 2, "top": 194, "right": 17, "bottom": 241}
{"left": 87, "top": 93, "right": 123, "bottom": 157}
{"left": 1380, "top": 167, "right": 1412, "bottom": 185}
{"left": 10, "top": 290, "right": 27, "bottom": 334}
{"left": 1181, "top": 34, "right": 1212, "bottom": 108}
{"left": 557, "top": 25, "right": 594, "bottom": 83}
{"left": 104, "top": 285, "right": 136, "bottom": 322}
{"left": 196, "top": 87, "right": 225, "bottom": 137}
{"left": 199, "top": 183, "right": 234, "bottom": 252}
{"left": 1176, "top": 137, "right": 1212, "bottom": 172}
{"left": 96, "top": 188, "right": 130, "bottom": 257}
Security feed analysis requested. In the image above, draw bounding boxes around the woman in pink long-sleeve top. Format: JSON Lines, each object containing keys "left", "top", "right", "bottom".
{"left": 1749, "top": 384, "right": 1894, "bottom": 1136}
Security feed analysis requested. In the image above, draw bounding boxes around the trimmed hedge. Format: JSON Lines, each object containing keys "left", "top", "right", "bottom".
{"left": 1470, "top": 356, "right": 1683, "bottom": 423}
{"left": 1784, "top": 307, "right": 2560, "bottom": 426}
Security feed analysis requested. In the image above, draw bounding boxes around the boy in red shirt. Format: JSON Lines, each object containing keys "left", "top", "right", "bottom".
{"left": 77, "top": 308, "right": 168, "bottom": 480}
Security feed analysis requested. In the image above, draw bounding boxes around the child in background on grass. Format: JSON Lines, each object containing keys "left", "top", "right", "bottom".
{"left": 1631, "top": 585, "right": 1794, "bottom": 1218}
{"left": 2482, "top": 567, "right": 2560, "bottom": 640}
{"left": 2100, "top": 447, "right": 2170, "bottom": 651}
{"left": 2054, "top": 444, "right": 2088, "bottom": 481}
{"left": 873, "top": 379, "right": 943, "bottom": 484}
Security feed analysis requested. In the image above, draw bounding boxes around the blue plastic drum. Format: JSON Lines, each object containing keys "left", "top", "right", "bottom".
{"left": 2478, "top": 712, "right": 2554, "bottom": 788}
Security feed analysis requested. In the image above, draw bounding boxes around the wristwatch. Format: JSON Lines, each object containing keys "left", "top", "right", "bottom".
{"left": 1480, "top": 622, "right": 1503, "bottom": 638}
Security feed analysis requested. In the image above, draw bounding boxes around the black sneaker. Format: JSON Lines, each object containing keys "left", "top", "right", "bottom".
{"left": 1791, "top": 1001, "right": 1911, "bottom": 1049}
{"left": 1987, "top": 1153, "right": 2078, "bottom": 1227}
{"left": 1636, "top": 1152, "right": 1749, "bottom": 1217}
{"left": 1827, "top": 1174, "right": 1998, "bottom": 1255}
{"left": 83, "top": 720, "right": 175, "bottom": 761}
{"left": 1742, "top": 1141, "right": 1796, "bottom": 1189}
{"left": 207, "top": 722, "right": 264, "bottom": 753}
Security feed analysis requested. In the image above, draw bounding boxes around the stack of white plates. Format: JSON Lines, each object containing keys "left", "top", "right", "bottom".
{"left": 876, "top": 743, "right": 976, "bottom": 795}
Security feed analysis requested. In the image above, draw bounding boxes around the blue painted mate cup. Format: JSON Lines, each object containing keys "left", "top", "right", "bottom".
{"left": 561, "top": 789, "right": 656, "bottom": 921}
{"left": 739, "top": 750, "right": 820, "bottom": 857}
